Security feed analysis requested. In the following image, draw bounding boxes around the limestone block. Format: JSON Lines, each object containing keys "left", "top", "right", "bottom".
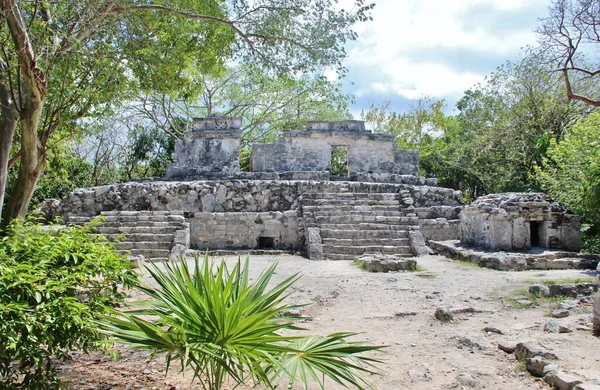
{"left": 307, "top": 227, "right": 323, "bottom": 260}
{"left": 408, "top": 230, "right": 433, "bottom": 256}
{"left": 512, "top": 217, "right": 530, "bottom": 250}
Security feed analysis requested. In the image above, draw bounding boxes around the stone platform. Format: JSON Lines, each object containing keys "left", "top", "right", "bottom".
{"left": 59, "top": 179, "right": 462, "bottom": 261}
{"left": 429, "top": 240, "right": 599, "bottom": 271}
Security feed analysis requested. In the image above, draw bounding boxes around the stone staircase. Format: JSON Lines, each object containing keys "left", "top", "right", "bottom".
{"left": 301, "top": 192, "right": 418, "bottom": 260}
{"left": 66, "top": 211, "right": 189, "bottom": 262}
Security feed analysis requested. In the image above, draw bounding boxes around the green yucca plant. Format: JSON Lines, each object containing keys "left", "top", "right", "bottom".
{"left": 98, "top": 254, "right": 383, "bottom": 390}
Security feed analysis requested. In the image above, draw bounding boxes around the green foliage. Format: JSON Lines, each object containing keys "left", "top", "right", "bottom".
{"left": 536, "top": 111, "right": 600, "bottom": 252}
{"left": 99, "top": 254, "right": 383, "bottom": 390}
{"left": 331, "top": 146, "right": 349, "bottom": 177}
{"left": 0, "top": 219, "right": 138, "bottom": 387}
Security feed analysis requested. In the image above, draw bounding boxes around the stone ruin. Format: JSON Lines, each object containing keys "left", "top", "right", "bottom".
{"left": 58, "top": 117, "right": 462, "bottom": 262}
{"left": 53, "top": 117, "right": 598, "bottom": 271}
{"left": 461, "top": 193, "right": 581, "bottom": 252}
{"left": 429, "top": 193, "right": 598, "bottom": 271}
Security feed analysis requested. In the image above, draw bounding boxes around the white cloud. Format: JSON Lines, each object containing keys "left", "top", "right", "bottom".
{"left": 340, "top": 0, "right": 548, "bottom": 102}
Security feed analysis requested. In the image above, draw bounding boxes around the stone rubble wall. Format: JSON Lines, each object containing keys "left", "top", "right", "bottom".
{"left": 59, "top": 179, "right": 463, "bottom": 250}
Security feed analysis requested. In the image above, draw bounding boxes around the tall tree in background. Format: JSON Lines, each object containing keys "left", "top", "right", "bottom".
{"left": 537, "top": 0, "right": 600, "bottom": 106}
{"left": 0, "top": 0, "right": 373, "bottom": 227}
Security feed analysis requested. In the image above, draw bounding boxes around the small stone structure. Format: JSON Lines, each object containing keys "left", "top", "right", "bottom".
{"left": 251, "top": 120, "right": 419, "bottom": 176}
{"left": 166, "top": 117, "right": 242, "bottom": 179}
{"left": 461, "top": 193, "right": 581, "bottom": 252}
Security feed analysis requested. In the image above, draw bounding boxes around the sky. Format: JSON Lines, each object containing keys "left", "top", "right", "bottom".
{"left": 333, "top": 0, "right": 551, "bottom": 118}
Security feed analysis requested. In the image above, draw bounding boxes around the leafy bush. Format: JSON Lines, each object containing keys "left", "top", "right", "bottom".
{"left": 0, "top": 219, "right": 138, "bottom": 388}
{"left": 100, "top": 255, "right": 383, "bottom": 390}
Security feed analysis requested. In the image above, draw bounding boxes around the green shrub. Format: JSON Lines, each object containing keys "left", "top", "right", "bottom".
{"left": 0, "top": 219, "right": 138, "bottom": 388}
{"left": 100, "top": 254, "right": 383, "bottom": 390}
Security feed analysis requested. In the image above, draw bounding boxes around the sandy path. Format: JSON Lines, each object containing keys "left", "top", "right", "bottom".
{"left": 58, "top": 254, "right": 600, "bottom": 389}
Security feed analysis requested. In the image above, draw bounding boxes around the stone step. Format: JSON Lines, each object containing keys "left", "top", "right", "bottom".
{"left": 98, "top": 220, "right": 184, "bottom": 227}
{"left": 322, "top": 238, "right": 410, "bottom": 247}
{"left": 101, "top": 215, "right": 184, "bottom": 223}
{"left": 101, "top": 210, "right": 181, "bottom": 216}
{"left": 320, "top": 229, "right": 410, "bottom": 239}
{"left": 97, "top": 226, "right": 180, "bottom": 235}
{"left": 302, "top": 192, "right": 399, "bottom": 201}
{"left": 117, "top": 248, "right": 171, "bottom": 259}
{"left": 96, "top": 221, "right": 184, "bottom": 229}
{"left": 322, "top": 245, "right": 413, "bottom": 256}
{"left": 101, "top": 233, "right": 175, "bottom": 242}
{"left": 302, "top": 205, "right": 403, "bottom": 213}
{"left": 301, "top": 199, "right": 400, "bottom": 206}
{"left": 318, "top": 223, "right": 417, "bottom": 231}
{"left": 305, "top": 209, "right": 404, "bottom": 217}
{"left": 117, "top": 241, "right": 173, "bottom": 250}
{"left": 66, "top": 216, "right": 94, "bottom": 223}
{"left": 314, "top": 215, "right": 416, "bottom": 224}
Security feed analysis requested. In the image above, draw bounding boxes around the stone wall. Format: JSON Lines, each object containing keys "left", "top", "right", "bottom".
{"left": 460, "top": 193, "right": 581, "bottom": 252}
{"left": 187, "top": 211, "right": 302, "bottom": 250}
{"left": 59, "top": 179, "right": 463, "bottom": 249}
{"left": 166, "top": 117, "right": 242, "bottom": 179}
{"left": 251, "top": 120, "right": 419, "bottom": 176}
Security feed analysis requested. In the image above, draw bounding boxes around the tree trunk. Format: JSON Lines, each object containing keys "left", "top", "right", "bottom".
{"left": 1, "top": 101, "right": 46, "bottom": 228}
{"left": 0, "top": 70, "right": 17, "bottom": 227}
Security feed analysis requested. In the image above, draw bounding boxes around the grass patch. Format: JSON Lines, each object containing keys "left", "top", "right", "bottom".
{"left": 504, "top": 287, "right": 574, "bottom": 310}
{"left": 452, "top": 259, "right": 481, "bottom": 268}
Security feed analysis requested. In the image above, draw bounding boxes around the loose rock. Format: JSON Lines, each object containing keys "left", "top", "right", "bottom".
{"left": 544, "top": 371, "right": 583, "bottom": 390}
{"left": 552, "top": 309, "right": 571, "bottom": 318}
{"left": 514, "top": 342, "right": 559, "bottom": 361}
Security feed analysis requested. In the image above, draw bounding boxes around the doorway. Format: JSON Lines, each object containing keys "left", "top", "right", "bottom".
{"left": 530, "top": 221, "right": 540, "bottom": 247}
{"left": 330, "top": 145, "right": 349, "bottom": 177}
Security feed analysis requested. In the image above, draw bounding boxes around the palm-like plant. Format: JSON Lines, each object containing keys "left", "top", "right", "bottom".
{"left": 98, "top": 254, "right": 383, "bottom": 390}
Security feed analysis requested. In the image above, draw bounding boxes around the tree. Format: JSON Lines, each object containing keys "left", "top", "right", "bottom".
{"left": 361, "top": 97, "right": 446, "bottom": 150}
{"left": 439, "top": 48, "right": 588, "bottom": 199}
{"left": 536, "top": 111, "right": 600, "bottom": 251}
{"left": 537, "top": 0, "right": 600, "bottom": 106}
{"left": 0, "top": 0, "right": 373, "bottom": 228}
{"left": 82, "top": 65, "right": 352, "bottom": 178}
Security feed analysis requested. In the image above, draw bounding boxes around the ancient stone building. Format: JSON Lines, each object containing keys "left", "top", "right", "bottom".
{"left": 58, "top": 117, "right": 463, "bottom": 261}
{"left": 460, "top": 193, "right": 581, "bottom": 252}
{"left": 250, "top": 120, "right": 419, "bottom": 176}
{"left": 166, "top": 117, "right": 243, "bottom": 179}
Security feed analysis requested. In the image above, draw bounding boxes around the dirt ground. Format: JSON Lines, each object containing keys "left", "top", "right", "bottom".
{"left": 57, "top": 254, "right": 600, "bottom": 389}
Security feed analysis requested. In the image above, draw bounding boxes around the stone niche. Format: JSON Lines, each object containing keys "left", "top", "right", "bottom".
{"left": 460, "top": 193, "right": 581, "bottom": 252}
{"left": 166, "top": 117, "right": 242, "bottom": 179}
{"left": 250, "top": 120, "right": 419, "bottom": 176}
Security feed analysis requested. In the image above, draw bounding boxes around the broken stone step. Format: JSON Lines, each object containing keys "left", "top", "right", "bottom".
{"left": 307, "top": 209, "right": 405, "bottom": 217}
{"left": 100, "top": 233, "right": 175, "bottom": 242}
{"left": 322, "top": 245, "right": 413, "bottom": 256}
{"left": 97, "top": 226, "right": 180, "bottom": 235}
{"left": 322, "top": 238, "right": 410, "bottom": 246}
{"left": 324, "top": 252, "right": 413, "bottom": 261}
{"left": 117, "top": 241, "right": 173, "bottom": 250}
{"left": 320, "top": 229, "right": 410, "bottom": 239}
{"left": 117, "top": 248, "right": 172, "bottom": 259}
{"left": 302, "top": 204, "right": 403, "bottom": 212}
{"left": 301, "top": 199, "right": 400, "bottom": 206}
{"left": 65, "top": 216, "right": 94, "bottom": 223}
{"left": 98, "top": 220, "right": 184, "bottom": 227}
{"left": 528, "top": 257, "right": 596, "bottom": 270}
{"left": 302, "top": 192, "right": 399, "bottom": 201}
{"left": 319, "top": 223, "right": 418, "bottom": 230}
{"left": 315, "top": 215, "right": 416, "bottom": 224}
{"left": 101, "top": 210, "right": 173, "bottom": 216}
